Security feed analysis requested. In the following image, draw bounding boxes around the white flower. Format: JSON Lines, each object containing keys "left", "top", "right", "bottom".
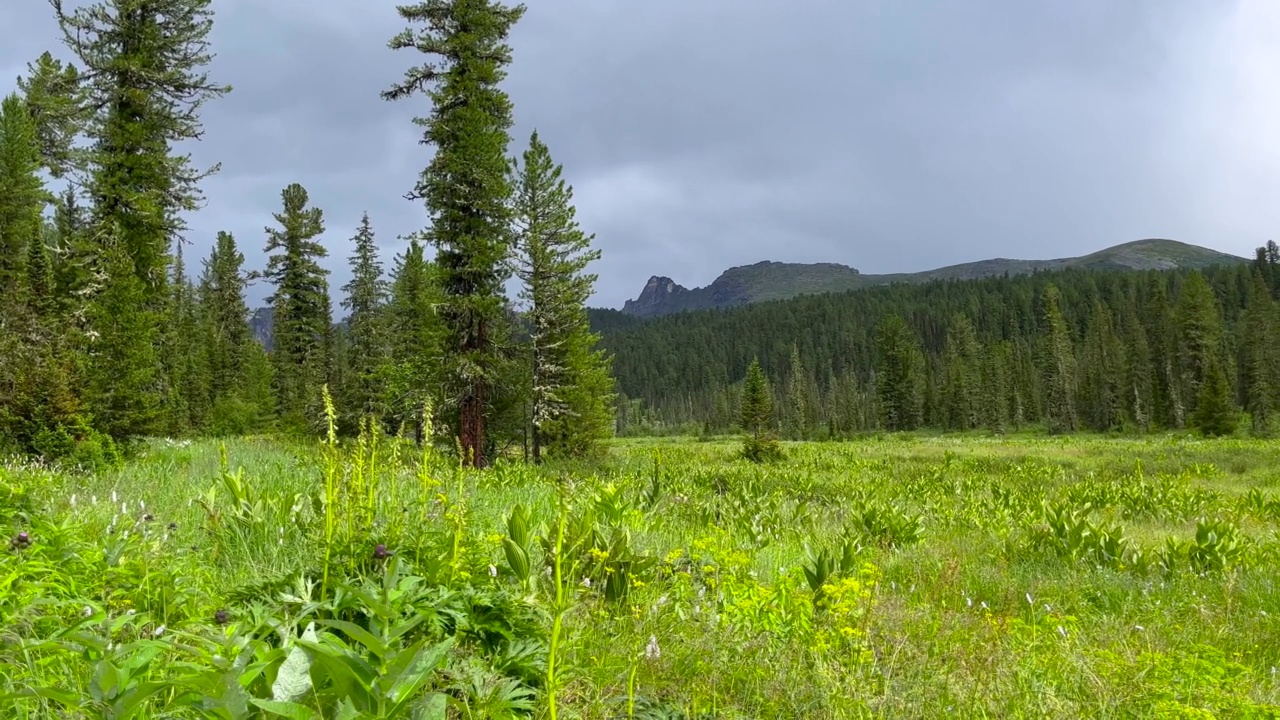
{"left": 71, "top": 494, "right": 77, "bottom": 507}
{"left": 488, "top": 564, "right": 498, "bottom": 577}
{"left": 1025, "top": 593, "right": 1033, "bottom": 605}
{"left": 152, "top": 625, "right": 166, "bottom": 637}
{"left": 581, "top": 577, "right": 591, "bottom": 588}
{"left": 83, "top": 606, "right": 93, "bottom": 617}
{"left": 121, "top": 502, "right": 128, "bottom": 515}
{"left": 111, "top": 491, "right": 118, "bottom": 504}
{"left": 644, "top": 635, "right": 661, "bottom": 661}
{"left": 1056, "top": 625, "right": 1067, "bottom": 638}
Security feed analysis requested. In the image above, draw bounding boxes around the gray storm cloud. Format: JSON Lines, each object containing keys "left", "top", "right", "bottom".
{"left": 1, "top": 0, "right": 1274, "bottom": 309}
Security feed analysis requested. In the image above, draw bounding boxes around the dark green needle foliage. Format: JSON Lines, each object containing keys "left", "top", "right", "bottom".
{"left": 384, "top": 0, "right": 527, "bottom": 468}
{"left": 740, "top": 357, "right": 782, "bottom": 463}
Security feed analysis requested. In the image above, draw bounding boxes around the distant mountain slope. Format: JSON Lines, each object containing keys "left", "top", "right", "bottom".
{"left": 617, "top": 239, "right": 1246, "bottom": 318}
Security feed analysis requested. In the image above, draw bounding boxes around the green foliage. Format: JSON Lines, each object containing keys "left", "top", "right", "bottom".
{"left": 600, "top": 255, "right": 1276, "bottom": 439}
{"left": 7, "top": 433, "right": 1280, "bottom": 716}
{"left": 0, "top": 92, "right": 48, "bottom": 296}
{"left": 511, "top": 131, "right": 615, "bottom": 461}
{"left": 340, "top": 212, "right": 391, "bottom": 428}
{"left": 875, "top": 313, "right": 924, "bottom": 431}
{"left": 739, "top": 357, "right": 782, "bottom": 463}
{"left": 262, "top": 183, "right": 332, "bottom": 434}
{"left": 1192, "top": 358, "right": 1237, "bottom": 437}
{"left": 384, "top": 0, "right": 527, "bottom": 468}
{"left": 383, "top": 239, "right": 443, "bottom": 442}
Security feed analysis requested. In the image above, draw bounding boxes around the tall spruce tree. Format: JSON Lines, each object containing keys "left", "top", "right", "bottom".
{"left": 739, "top": 357, "right": 780, "bottom": 462}
{"left": 783, "top": 344, "right": 812, "bottom": 439}
{"left": 339, "top": 212, "right": 390, "bottom": 424}
{"left": 1193, "top": 356, "right": 1237, "bottom": 437}
{"left": 511, "top": 131, "right": 614, "bottom": 460}
{"left": 0, "top": 93, "right": 48, "bottom": 300}
{"left": 262, "top": 183, "right": 331, "bottom": 433}
{"left": 941, "top": 313, "right": 982, "bottom": 430}
{"left": 198, "top": 231, "right": 259, "bottom": 433}
{"left": 385, "top": 239, "right": 443, "bottom": 440}
{"left": 384, "top": 0, "right": 526, "bottom": 468}
{"left": 1241, "top": 272, "right": 1279, "bottom": 433}
{"left": 1175, "top": 271, "right": 1226, "bottom": 417}
{"left": 1119, "top": 309, "right": 1154, "bottom": 431}
{"left": 163, "top": 243, "right": 205, "bottom": 433}
{"left": 1078, "top": 300, "right": 1123, "bottom": 432}
{"left": 49, "top": 0, "right": 230, "bottom": 441}
{"left": 875, "top": 313, "right": 924, "bottom": 431}
{"left": 1038, "top": 284, "right": 1077, "bottom": 433}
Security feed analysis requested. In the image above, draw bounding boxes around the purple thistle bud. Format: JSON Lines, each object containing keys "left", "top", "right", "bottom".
{"left": 214, "top": 609, "right": 230, "bottom": 625}
{"left": 373, "top": 544, "right": 389, "bottom": 560}
{"left": 17, "top": 532, "right": 28, "bottom": 543}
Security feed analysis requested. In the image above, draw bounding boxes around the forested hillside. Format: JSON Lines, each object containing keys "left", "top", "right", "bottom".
{"left": 599, "top": 245, "right": 1280, "bottom": 438}
{"left": 619, "top": 238, "right": 1247, "bottom": 318}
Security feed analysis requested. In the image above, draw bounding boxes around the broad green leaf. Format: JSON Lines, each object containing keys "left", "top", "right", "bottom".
{"left": 334, "top": 698, "right": 361, "bottom": 720}
{"left": 272, "top": 622, "right": 316, "bottom": 702}
{"left": 0, "top": 686, "right": 81, "bottom": 707}
{"left": 411, "top": 693, "right": 449, "bottom": 720}
{"left": 315, "top": 618, "right": 387, "bottom": 659}
{"left": 90, "top": 658, "right": 121, "bottom": 701}
{"left": 110, "top": 680, "right": 173, "bottom": 719}
{"left": 250, "top": 699, "right": 321, "bottom": 720}
{"left": 382, "top": 637, "right": 454, "bottom": 711}
{"left": 296, "top": 639, "right": 376, "bottom": 707}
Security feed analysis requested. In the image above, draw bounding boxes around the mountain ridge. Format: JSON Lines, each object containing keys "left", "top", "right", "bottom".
{"left": 619, "top": 239, "right": 1247, "bottom": 318}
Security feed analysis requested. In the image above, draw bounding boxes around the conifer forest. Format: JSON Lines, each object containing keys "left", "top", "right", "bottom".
{"left": 3, "top": 1, "right": 1280, "bottom": 718}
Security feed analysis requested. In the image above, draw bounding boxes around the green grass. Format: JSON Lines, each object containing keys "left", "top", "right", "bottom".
{"left": 3, "top": 433, "right": 1280, "bottom": 718}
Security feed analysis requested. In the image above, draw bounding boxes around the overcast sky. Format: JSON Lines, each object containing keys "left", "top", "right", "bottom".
{"left": 2, "top": 1, "right": 1278, "bottom": 309}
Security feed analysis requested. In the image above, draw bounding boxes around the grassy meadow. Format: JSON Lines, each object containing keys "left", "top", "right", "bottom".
{"left": 3, "top": 431, "right": 1280, "bottom": 718}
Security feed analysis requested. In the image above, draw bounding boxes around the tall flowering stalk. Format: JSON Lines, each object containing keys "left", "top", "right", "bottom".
{"left": 321, "top": 385, "right": 339, "bottom": 599}
{"left": 546, "top": 485, "right": 571, "bottom": 720}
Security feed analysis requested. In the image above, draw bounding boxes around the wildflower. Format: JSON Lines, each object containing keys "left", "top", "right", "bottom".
{"left": 215, "top": 609, "right": 231, "bottom": 625}
{"left": 1025, "top": 593, "right": 1033, "bottom": 605}
{"left": 581, "top": 577, "right": 592, "bottom": 588}
{"left": 489, "top": 564, "right": 498, "bottom": 577}
{"left": 153, "top": 625, "right": 167, "bottom": 637}
{"left": 373, "top": 544, "right": 390, "bottom": 560}
{"left": 112, "top": 491, "right": 118, "bottom": 504}
{"left": 71, "top": 494, "right": 77, "bottom": 507}
{"left": 83, "top": 606, "right": 93, "bottom": 617}
{"left": 1056, "top": 625, "right": 1067, "bottom": 638}
{"left": 9, "top": 532, "right": 31, "bottom": 551}
{"left": 644, "top": 635, "right": 661, "bottom": 660}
